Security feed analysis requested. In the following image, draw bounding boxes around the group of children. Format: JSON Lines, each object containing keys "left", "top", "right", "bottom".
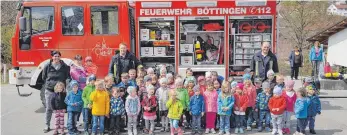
{"left": 49, "top": 66, "right": 321, "bottom": 135}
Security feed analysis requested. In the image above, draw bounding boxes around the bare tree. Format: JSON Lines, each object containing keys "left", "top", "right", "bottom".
{"left": 279, "top": 1, "right": 344, "bottom": 49}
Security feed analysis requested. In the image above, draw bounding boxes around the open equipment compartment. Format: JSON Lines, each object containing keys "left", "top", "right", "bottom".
{"left": 138, "top": 17, "right": 176, "bottom": 73}
{"left": 179, "top": 16, "right": 225, "bottom": 66}
{"left": 229, "top": 16, "right": 274, "bottom": 73}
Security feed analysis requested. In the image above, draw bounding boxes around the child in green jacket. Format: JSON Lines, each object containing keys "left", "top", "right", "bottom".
{"left": 175, "top": 78, "right": 190, "bottom": 128}
{"left": 82, "top": 75, "right": 96, "bottom": 134}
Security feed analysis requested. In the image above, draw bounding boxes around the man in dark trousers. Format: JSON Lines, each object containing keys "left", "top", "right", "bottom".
{"left": 108, "top": 43, "right": 141, "bottom": 84}
{"left": 250, "top": 41, "right": 279, "bottom": 81}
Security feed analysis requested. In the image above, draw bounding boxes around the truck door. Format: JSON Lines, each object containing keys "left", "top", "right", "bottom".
{"left": 85, "top": 2, "right": 125, "bottom": 77}
{"left": 58, "top": 3, "right": 88, "bottom": 59}
{"left": 17, "top": 4, "right": 58, "bottom": 64}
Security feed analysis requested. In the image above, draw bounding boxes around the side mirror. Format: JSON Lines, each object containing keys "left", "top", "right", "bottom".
{"left": 19, "top": 17, "right": 27, "bottom": 32}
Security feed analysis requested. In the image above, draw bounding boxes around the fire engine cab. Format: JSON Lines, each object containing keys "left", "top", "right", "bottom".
{"left": 9, "top": 1, "right": 136, "bottom": 96}
{"left": 9, "top": 0, "right": 277, "bottom": 97}
{"left": 135, "top": 1, "right": 277, "bottom": 78}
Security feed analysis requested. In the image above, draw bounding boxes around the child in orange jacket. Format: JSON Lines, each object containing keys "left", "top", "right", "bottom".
{"left": 268, "top": 87, "right": 287, "bottom": 135}
{"left": 233, "top": 83, "right": 249, "bottom": 134}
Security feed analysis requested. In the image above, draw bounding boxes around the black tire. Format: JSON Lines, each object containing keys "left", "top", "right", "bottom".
{"left": 40, "top": 87, "right": 46, "bottom": 108}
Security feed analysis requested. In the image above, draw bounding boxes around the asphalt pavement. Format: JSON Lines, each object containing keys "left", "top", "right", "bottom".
{"left": 1, "top": 79, "right": 347, "bottom": 135}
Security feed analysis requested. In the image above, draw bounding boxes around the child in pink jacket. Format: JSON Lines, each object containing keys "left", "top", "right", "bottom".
{"left": 203, "top": 81, "right": 218, "bottom": 134}
{"left": 282, "top": 80, "right": 297, "bottom": 134}
{"left": 243, "top": 74, "right": 257, "bottom": 131}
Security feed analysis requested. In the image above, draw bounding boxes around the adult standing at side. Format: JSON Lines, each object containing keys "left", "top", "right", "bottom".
{"left": 288, "top": 46, "right": 303, "bottom": 80}
{"left": 108, "top": 43, "right": 141, "bottom": 84}
{"left": 309, "top": 41, "right": 323, "bottom": 78}
{"left": 70, "top": 55, "right": 87, "bottom": 90}
{"left": 42, "top": 51, "right": 71, "bottom": 133}
{"left": 250, "top": 41, "right": 279, "bottom": 81}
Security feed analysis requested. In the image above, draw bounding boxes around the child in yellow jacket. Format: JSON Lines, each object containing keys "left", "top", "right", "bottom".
{"left": 90, "top": 80, "right": 110, "bottom": 135}
{"left": 167, "top": 90, "right": 184, "bottom": 135}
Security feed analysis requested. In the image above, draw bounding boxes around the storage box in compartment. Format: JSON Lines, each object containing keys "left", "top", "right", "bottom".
{"left": 161, "top": 34, "right": 170, "bottom": 41}
{"left": 244, "top": 55, "right": 253, "bottom": 59}
{"left": 180, "top": 44, "right": 194, "bottom": 53}
{"left": 240, "top": 36, "right": 250, "bottom": 41}
{"left": 252, "top": 35, "right": 262, "bottom": 41}
{"left": 235, "top": 49, "right": 243, "bottom": 54}
{"left": 236, "top": 43, "right": 242, "bottom": 48}
{"left": 235, "top": 60, "right": 243, "bottom": 65}
{"left": 141, "top": 47, "right": 154, "bottom": 56}
{"left": 181, "top": 56, "right": 193, "bottom": 66}
{"left": 140, "top": 29, "right": 150, "bottom": 41}
{"left": 242, "top": 43, "right": 252, "bottom": 48}
{"left": 235, "top": 55, "right": 242, "bottom": 59}
{"left": 263, "top": 34, "right": 271, "bottom": 41}
{"left": 253, "top": 42, "right": 262, "bottom": 48}
{"left": 244, "top": 49, "right": 254, "bottom": 54}
{"left": 153, "top": 47, "right": 166, "bottom": 56}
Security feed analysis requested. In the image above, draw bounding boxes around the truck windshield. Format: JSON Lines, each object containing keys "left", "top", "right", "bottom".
{"left": 22, "top": 7, "right": 54, "bottom": 35}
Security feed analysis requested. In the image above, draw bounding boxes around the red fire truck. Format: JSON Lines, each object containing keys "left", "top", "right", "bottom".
{"left": 9, "top": 1, "right": 277, "bottom": 103}
{"left": 9, "top": 1, "right": 136, "bottom": 98}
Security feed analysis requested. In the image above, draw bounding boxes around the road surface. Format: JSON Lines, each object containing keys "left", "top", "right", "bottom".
{"left": 1, "top": 81, "right": 347, "bottom": 135}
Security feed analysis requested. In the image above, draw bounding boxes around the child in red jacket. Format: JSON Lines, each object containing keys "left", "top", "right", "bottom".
{"left": 269, "top": 87, "right": 287, "bottom": 135}
{"left": 141, "top": 84, "right": 158, "bottom": 135}
{"left": 233, "top": 83, "right": 249, "bottom": 134}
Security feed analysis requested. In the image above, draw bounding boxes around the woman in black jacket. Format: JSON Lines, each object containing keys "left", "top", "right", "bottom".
{"left": 42, "top": 51, "right": 71, "bottom": 133}
{"left": 288, "top": 46, "right": 303, "bottom": 80}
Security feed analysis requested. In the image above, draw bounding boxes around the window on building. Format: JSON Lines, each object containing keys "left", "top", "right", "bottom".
{"left": 91, "top": 6, "right": 119, "bottom": 35}
{"left": 62, "top": 6, "right": 84, "bottom": 35}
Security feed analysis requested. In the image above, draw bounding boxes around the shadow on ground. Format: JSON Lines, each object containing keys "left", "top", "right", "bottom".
{"left": 316, "top": 129, "right": 343, "bottom": 135}
{"left": 321, "top": 100, "right": 343, "bottom": 110}
{"left": 35, "top": 107, "right": 45, "bottom": 113}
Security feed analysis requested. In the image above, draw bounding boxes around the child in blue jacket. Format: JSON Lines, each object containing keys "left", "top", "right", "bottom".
{"left": 65, "top": 80, "right": 83, "bottom": 135}
{"left": 307, "top": 88, "right": 321, "bottom": 134}
{"left": 217, "top": 82, "right": 234, "bottom": 135}
{"left": 190, "top": 85, "right": 205, "bottom": 135}
{"left": 294, "top": 88, "right": 310, "bottom": 135}
{"left": 255, "top": 82, "right": 272, "bottom": 132}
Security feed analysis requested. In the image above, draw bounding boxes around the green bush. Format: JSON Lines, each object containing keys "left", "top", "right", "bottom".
{"left": 1, "top": 25, "right": 15, "bottom": 64}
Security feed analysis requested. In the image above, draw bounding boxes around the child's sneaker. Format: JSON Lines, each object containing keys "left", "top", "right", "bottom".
{"left": 225, "top": 131, "right": 231, "bottom": 135}
{"left": 239, "top": 128, "right": 244, "bottom": 134}
{"left": 205, "top": 128, "right": 210, "bottom": 134}
{"left": 272, "top": 129, "right": 277, "bottom": 135}
{"left": 292, "top": 131, "right": 299, "bottom": 135}
{"left": 265, "top": 127, "right": 272, "bottom": 132}
{"left": 257, "top": 127, "right": 263, "bottom": 132}
{"left": 43, "top": 127, "right": 51, "bottom": 133}
{"left": 234, "top": 128, "right": 239, "bottom": 134}
{"left": 278, "top": 129, "right": 283, "bottom": 135}
{"left": 246, "top": 126, "right": 252, "bottom": 131}
{"left": 161, "top": 128, "right": 165, "bottom": 132}
{"left": 211, "top": 128, "right": 216, "bottom": 134}
{"left": 310, "top": 129, "right": 317, "bottom": 134}
{"left": 53, "top": 131, "right": 58, "bottom": 135}
{"left": 218, "top": 131, "right": 223, "bottom": 135}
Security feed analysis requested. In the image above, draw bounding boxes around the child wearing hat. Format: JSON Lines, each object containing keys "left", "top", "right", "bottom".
{"left": 243, "top": 74, "right": 257, "bottom": 131}
{"left": 233, "top": 83, "right": 249, "bottom": 134}
{"left": 167, "top": 73, "right": 176, "bottom": 89}
{"left": 265, "top": 70, "right": 277, "bottom": 93}
{"left": 307, "top": 87, "right": 321, "bottom": 134}
{"left": 156, "top": 78, "right": 170, "bottom": 132}
{"left": 189, "top": 83, "right": 205, "bottom": 134}
{"left": 65, "top": 80, "right": 83, "bottom": 134}
{"left": 282, "top": 80, "right": 297, "bottom": 134}
{"left": 141, "top": 85, "right": 157, "bottom": 135}
{"left": 269, "top": 86, "right": 287, "bottom": 135}
{"left": 83, "top": 56, "right": 98, "bottom": 77}
{"left": 255, "top": 82, "right": 272, "bottom": 132}
{"left": 254, "top": 78, "right": 263, "bottom": 95}
{"left": 82, "top": 74, "right": 97, "bottom": 134}
{"left": 167, "top": 90, "right": 184, "bottom": 135}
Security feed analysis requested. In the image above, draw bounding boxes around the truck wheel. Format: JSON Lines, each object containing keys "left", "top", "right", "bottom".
{"left": 40, "top": 87, "right": 46, "bottom": 108}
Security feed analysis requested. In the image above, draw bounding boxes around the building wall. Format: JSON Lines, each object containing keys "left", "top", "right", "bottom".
{"left": 327, "top": 28, "right": 347, "bottom": 67}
